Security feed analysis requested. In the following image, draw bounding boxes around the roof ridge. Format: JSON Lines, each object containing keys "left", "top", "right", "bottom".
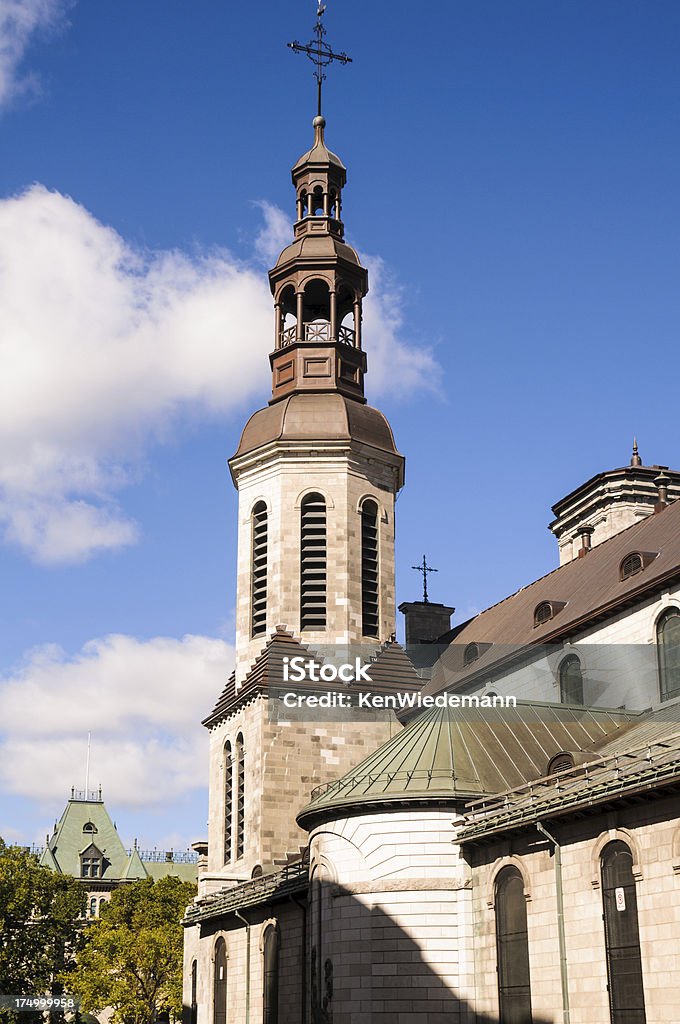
{"left": 456, "top": 498, "right": 679, "bottom": 626}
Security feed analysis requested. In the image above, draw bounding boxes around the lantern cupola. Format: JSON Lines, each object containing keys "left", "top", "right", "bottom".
{"left": 268, "top": 115, "right": 369, "bottom": 405}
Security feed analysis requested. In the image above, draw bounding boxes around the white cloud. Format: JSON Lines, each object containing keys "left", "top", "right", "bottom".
{"left": 0, "top": 633, "right": 234, "bottom": 807}
{"left": 0, "top": 185, "right": 272, "bottom": 563}
{"left": 253, "top": 200, "right": 291, "bottom": 265}
{"left": 0, "top": 188, "right": 438, "bottom": 564}
{"left": 0, "top": 0, "right": 71, "bottom": 108}
{"left": 361, "top": 253, "right": 440, "bottom": 400}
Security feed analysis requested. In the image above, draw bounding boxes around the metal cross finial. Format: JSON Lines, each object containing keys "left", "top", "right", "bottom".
{"left": 288, "top": 1, "right": 352, "bottom": 117}
{"left": 412, "top": 555, "right": 438, "bottom": 605}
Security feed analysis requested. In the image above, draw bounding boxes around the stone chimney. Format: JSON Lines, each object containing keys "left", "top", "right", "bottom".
{"left": 399, "top": 601, "right": 455, "bottom": 645}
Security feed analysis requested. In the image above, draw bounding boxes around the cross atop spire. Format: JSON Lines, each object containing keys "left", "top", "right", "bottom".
{"left": 412, "top": 555, "right": 438, "bottom": 604}
{"left": 288, "top": 1, "right": 352, "bottom": 116}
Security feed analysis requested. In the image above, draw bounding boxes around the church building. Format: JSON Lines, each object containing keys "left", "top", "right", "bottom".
{"left": 182, "top": 16, "right": 680, "bottom": 1024}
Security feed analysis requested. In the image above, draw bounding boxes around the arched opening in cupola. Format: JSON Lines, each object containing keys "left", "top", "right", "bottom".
{"left": 302, "top": 278, "right": 331, "bottom": 341}
{"left": 277, "top": 285, "right": 297, "bottom": 347}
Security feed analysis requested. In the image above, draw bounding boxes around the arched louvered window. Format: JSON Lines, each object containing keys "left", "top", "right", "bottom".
{"left": 495, "top": 867, "right": 532, "bottom": 1024}
{"left": 251, "top": 502, "right": 268, "bottom": 637}
{"left": 223, "top": 742, "right": 233, "bottom": 864}
{"left": 214, "top": 938, "right": 228, "bottom": 1024}
{"left": 235, "top": 734, "right": 245, "bottom": 861}
{"left": 559, "top": 654, "right": 584, "bottom": 705}
{"left": 620, "top": 552, "right": 643, "bottom": 580}
{"left": 601, "top": 841, "right": 646, "bottom": 1024}
{"left": 657, "top": 607, "right": 680, "bottom": 702}
{"left": 534, "top": 601, "right": 553, "bottom": 626}
{"left": 361, "top": 499, "right": 379, "bottom": 637}
{"left": 190, "top": 960, "right": 198, "bottom": 1024}
{"left": 464, "top": 642, "right": 480, "bottom": 667}
{"left": 263, "top": 925, "right": 280, "bottom": 1024}
{"left": 300, "top": 493, "right": 327, "bottom": 630}
{"left": 548, "top": 751, "right": 575, "bottom": 774}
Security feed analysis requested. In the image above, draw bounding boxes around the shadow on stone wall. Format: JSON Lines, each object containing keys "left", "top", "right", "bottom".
{"left": 185, "top": 880, "right": 552, "bottom": 1024}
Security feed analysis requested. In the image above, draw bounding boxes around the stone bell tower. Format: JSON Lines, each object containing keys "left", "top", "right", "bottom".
{"left": 229, "top": 114, "right": 405, "bottom": 683}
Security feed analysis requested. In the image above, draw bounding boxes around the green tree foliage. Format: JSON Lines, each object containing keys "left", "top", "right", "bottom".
{"left": 69, "top": 876, "right": 196, "bottom": 1024}
{"left": 0, "top": 836, "right": 86, "bottom": 994}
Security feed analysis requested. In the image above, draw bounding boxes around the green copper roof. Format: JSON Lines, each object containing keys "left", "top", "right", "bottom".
{"left": 297, "top": 700, "right": 639, "bottom": 828}
{"left": 121, "top": 846, "right": 148, "bottom": 880}
{"left": 40, "top": 794, "right": 198, "bottom": 884}
{"left": 41, "top": 796, "right": 128, "bottom": 878}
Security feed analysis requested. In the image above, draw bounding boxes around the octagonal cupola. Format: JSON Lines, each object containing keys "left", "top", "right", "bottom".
{"left": 268, "top": 115, "right": 369, "bottom": 405}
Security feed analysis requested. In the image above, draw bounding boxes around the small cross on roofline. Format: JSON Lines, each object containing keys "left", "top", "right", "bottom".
{"left": 412, "top": 555, "right": 438, "bottom": 605}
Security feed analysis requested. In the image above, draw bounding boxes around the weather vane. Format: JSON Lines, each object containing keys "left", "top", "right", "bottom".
{"left": 412, "top": 555, "right": 438, "bottom": 605}
{"left": 288, "top": 1, "right": 353, "bottom": 117}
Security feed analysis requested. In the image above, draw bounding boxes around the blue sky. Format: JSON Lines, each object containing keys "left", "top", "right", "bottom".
{"left": 1, "top": 0, "right": 679, "bottom": 849}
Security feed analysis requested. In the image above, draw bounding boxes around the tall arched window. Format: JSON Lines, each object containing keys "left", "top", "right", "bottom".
{"left": 361, "top": 499, "right": 379, "bottom": 637}
{"left": 214, "top": 938, "right": 228, "bottom": 1024}
{"left": 559, "top": 654, "right": 584, "bottom": 705}
{"left": 495, "top": 867, "right": 532, "bottom": 1024}
{"left": 235, "top": 734, "right": 245, "bottom": 861}
{"left": 251, "top": 502, "right": 268, "bottom": 638}
{"left": 601, "top": 841, "right": 646, "bottom": 1024}
{"left": 657, "top": 607, "right": 680, "bottom": 702}
{"left": 223, "top": 741, "right": 233, "bottom": 864}
{"left": 190, "top": 960, "right": 198, "bottom": 1024}
{"left": 263, "top": 925, "right": 280, "bottom": 1024}
{"left": 300, "top": 493, "right": 327, "bottom": 630}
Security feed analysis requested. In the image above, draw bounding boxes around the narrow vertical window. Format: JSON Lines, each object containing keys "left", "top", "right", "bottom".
{"left": 657, "top": 607, "right": 680, "bottom": 702}
{"left": 235, "top": 734, "right": 245, "bottom": 861}
{"left": 559, "top": 654, "right": 584, "bottom": 705}
{"left": 263, "top": 925, "right": 280, "bottom": 1024}
{"left": 601, "top": 841, "right": 646, "bottom": 1024}
{"left": 213, "top": 938, "right": 227, "bottom": 1024}
{"left": 300, "top": 493, "right": 327, "bottom": 630}
{"left": 251, "top": 502, "right": 268, "bottom": 637}
{"left": 223, "top": 742, "right": 232, "bottom": 864}
{"left": 361, "top": 499, "right": 379, "bottom": 637}
{"left": 495, "top": 867, "right": 532, "bottom": 1024}
{"left": 190, "top": 960, "right": 198, "bottom": 1024}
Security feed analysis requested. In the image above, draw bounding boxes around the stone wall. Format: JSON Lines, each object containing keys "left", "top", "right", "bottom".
{"left": 309, "top": 808, "right": 478, "bottom": 1024}
{"left": 466, "top": 794, "right": 680, "bottom": 1024}
{"left": 203, "top": 697, "right": 403, "bottom": 884}
{"left": 231, "top": 441, "right": 399, "bottom": 683}
{"left": 183, "top": 899, "right": 306, "bottom": 1024}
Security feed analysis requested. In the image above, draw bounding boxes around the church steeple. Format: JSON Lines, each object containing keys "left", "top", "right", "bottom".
{"left": 268, "top": 114, "right": 369, "bottom": 404}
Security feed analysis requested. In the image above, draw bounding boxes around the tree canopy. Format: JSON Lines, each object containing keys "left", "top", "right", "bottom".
{"left": 0, "top": 836, "right": 85, "bottom": 995}
{"left": 69, "top": 875, "right": 196, "bottom": 1024}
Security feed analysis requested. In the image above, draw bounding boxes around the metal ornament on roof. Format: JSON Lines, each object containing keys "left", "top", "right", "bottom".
{"left": 412, "top": 555, "right": 438, "bottom": 604}
{"left": 288, "top": 1, "right": 352, "bottom": 116}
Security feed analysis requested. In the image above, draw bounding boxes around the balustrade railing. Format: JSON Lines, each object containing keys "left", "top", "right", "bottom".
{"left": 279, "top": 321, "right": 356, "bottom": 348}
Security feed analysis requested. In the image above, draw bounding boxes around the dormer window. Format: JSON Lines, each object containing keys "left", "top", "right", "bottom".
{"left": 621, "top": 553, "right": 642, "bottom": 579}
{"left": 81, "top": 855, "right": 102, "bottom": 878}
{"left": 82, "top": 822, "right": 97, "bottom": 835}
{"left": 533, "top": 601, "right": 566, "bottom": 627}
{"left": 619, "top": 551, "right": 657, "bottom": 581}
{"left": 464, "top": 642, "right": 480, "bottom": 667}
{"left": 80, "top": 842, "right": 104, "bottom": 878}
{"left": 547, "top": 751, "right": 575, "bottom": 774}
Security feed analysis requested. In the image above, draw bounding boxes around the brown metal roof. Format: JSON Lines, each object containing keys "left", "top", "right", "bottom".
{"left": 423, "top": 499, "right": 680, "bottom": 696}
{"left": 231, "top": 392, "right": 402, "bottom": 464}
{"left": 202, "top": 630, "right": 421, "bottom": 729}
